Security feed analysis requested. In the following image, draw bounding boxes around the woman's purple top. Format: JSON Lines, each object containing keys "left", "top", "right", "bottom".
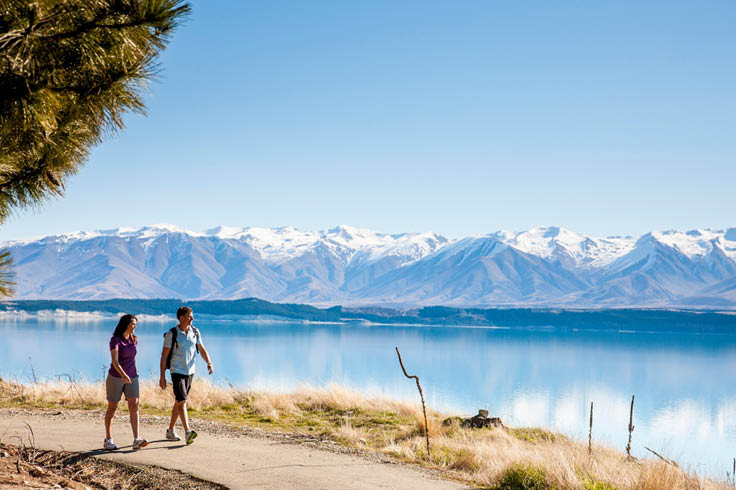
{"left": 108, "top": 335, "right": 138, "bottom": 378}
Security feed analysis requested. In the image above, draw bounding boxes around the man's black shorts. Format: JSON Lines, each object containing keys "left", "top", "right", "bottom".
{"left": 171, "top": 373, "right": 193, "bottom": 402}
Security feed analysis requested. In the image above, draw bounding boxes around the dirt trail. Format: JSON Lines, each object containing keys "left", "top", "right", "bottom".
{"left": 0, "top": 410, "right": 467, "bottom": 490}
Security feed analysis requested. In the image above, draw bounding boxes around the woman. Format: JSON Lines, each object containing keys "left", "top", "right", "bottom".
{"left": 104, "top": 314, "right": 148, "bottom": 450}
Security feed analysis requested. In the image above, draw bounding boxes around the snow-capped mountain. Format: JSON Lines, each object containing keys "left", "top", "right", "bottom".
{"left": 5, "top": 225, "right": 736, "bottom": 308}
{"left": 493, "top": 227, "right": 635, "bottom": 269}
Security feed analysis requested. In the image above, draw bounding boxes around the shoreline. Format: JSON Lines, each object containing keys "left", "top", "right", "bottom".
{"left": 1, "top": 307, "right": 734, "bottom": 335}
{"left": 0, "top": 377, "right": 730, "bottom": 490}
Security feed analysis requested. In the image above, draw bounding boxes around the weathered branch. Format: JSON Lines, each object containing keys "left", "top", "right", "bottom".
{"left": 644, "top": 446, "right": 678, "bottom": 467}
{"left": 626, "top": 395, "right": 635, "bottom": 460}
{"left": 588, "top": 401, "right": 593, "bottom": 455}
{"left": 395, "top": 346, "right": 430, "bottom": 460}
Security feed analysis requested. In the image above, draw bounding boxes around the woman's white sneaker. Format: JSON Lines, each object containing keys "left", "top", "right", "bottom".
{"left": 166, "top": 428, "right": 181, "bottom": 441}
{"left": 103, "top": 438, "right": 117, "bottom": 450}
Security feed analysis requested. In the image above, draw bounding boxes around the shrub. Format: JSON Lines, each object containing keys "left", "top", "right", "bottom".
{"left": 492, "top": 464, "right": 553, "bottom": 490}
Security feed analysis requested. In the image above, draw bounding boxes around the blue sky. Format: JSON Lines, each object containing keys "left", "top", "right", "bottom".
{"left": 2, "top": 1, "right": 735, "bottom": 241}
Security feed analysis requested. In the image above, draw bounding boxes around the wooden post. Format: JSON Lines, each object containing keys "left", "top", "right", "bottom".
{"left": 626, "top": 395, "right": 635, "bottom": 459}
{"left": 588, "top": 401, "right": 593, "bottom": 455}
{"left": 395, "top": 347, "right": 430, "bottom": 461}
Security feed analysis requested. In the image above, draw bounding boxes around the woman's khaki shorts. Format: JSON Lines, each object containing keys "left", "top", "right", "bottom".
{"left": 105, "top": 375, "right": 140, "bottom": 402}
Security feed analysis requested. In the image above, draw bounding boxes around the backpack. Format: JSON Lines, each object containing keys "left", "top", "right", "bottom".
{"left": 164, "top": 326, "right": 200, "bottom": 371}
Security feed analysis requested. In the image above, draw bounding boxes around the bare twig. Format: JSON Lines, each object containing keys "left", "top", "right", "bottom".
{"left": 19, "top": 422, "right": 38, "bottom": 465}
{"left": 395, "top": 347, "right": 430, "bottom": 460}
{"left": 644, "top": 446, "right": 678, "bottom": 467}
{"left": 23, "top": 423, "right": 35, "bottom": 450}
{"left": 28, "top": 357, "right": 37, "bottom": 384}
{"left": 588, "top": 401, "right": 593, "bottom": 455}
{"left": 57, "top": 373, "right": 86, "bottom": 404}
{"left": 626, "top": 395, "right": 635, "bottom": 460}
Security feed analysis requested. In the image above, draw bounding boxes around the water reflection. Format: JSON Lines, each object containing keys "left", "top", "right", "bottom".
{"left": 2, "top": 316, "right": 735, "bottom": 475}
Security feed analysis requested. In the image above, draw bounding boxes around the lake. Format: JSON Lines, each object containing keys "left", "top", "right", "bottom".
{"left": 1, "top": 315, "right": 735, "bottom": 477}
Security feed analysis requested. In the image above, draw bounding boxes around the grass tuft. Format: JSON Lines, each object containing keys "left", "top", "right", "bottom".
{"left": 491, "top": 464, "right": 553, "bottom": 490}
{"left": 508, "top": 427, "right": 561, "bottom": 443}
{"left": 582, "top": 477, "right": 619, "bottom": 490}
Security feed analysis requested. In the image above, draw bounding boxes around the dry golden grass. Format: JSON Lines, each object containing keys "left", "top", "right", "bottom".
{"left": 0, "top": 377, "right": 728, "bottom": 490}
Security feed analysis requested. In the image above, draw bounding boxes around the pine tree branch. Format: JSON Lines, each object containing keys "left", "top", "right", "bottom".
{"left": 0, "top": 0, "right": 190, "bottom": 223}
{"left": 0, "top": 249, "right": 15, "bottom": 298}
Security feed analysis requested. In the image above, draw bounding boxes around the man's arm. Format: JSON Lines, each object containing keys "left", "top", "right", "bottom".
{"left": 198, "top": 344, "right": 214, "bottom": 375}
{"left": 159, "top": 346, "right": 170, "bottom": 389}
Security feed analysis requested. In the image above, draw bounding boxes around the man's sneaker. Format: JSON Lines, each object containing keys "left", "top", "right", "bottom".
{"left": 185, "top": 429, "right": 198, "bottom": 445}
{"left": 166, "top": 428, "right": 181, "bottom": 441}
{"left": 103, "top": 438, "right": 117, "bottom": 451}
{"left": 132, "top": 437, "right": 149, "bottom": 450}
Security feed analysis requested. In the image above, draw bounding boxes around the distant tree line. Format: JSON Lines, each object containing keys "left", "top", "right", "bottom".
{"left": 1, "top": 298, "right": 734, "bottom": 333}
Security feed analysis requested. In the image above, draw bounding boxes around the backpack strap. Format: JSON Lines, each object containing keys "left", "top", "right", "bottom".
{"left": 164, "top": 327, "right": 178, "bottom": 371}
{"left": 191, "top": 326, "right": 201, "bottom": 354}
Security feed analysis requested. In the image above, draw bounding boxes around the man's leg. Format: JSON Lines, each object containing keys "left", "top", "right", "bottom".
{"left": 168, "top": 373, "right": 181, "bottom": 431}
{"left": 178, "top": 374, "right": 196, "bottom": 444}
{"left": 168, "top": 403, "right": 179, "bottom": 431}
{"left": 177, "top": 400, "right": 190, "bottom": 432}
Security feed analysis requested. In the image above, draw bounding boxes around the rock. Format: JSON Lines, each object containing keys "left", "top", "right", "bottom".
{"left": 460, "top": 410, "right": 503, "bottom": 429}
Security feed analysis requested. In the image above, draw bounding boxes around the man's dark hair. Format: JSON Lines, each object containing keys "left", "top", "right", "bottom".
{"left": 176, "top": 306, "right": 193, "bottom": 319}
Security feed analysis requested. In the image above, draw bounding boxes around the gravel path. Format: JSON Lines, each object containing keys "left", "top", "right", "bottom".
{"left": 0, "top": 409, "right": 469, "bottom": 490}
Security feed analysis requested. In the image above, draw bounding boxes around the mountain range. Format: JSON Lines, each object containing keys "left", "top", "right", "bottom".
{"left": 5, "top": 224, "right": 736, "bottom": 308}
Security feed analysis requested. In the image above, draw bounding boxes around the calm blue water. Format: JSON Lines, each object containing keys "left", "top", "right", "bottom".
{"left": 2, "top": 316, "right": 735, "bottom": 477}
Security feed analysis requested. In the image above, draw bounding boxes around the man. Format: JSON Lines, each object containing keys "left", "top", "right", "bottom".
{"left": 159, "top": 306, "right": 214, "bottom": 444}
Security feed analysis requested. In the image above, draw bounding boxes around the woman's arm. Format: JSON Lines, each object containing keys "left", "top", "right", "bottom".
{"left": 110, "top": 348, "right": 131, "bottom": 384}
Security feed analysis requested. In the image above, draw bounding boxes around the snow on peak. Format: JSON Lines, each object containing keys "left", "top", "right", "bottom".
{"left": 225, "top": 225, "right": 447, "bottom": 265}
{"left": 651, "top": 229, "right": 736, "bottom": 259}
{"left": 651, "top": 229, "right": 724, "bottom": 259}
{"left": 4, "top": 224, "right": 734, "bottom": 267}
{"left": 500, "top": 226, "right": 585, "bottom": 256}
{"left": 132, "top": 224, "right": 202, "bottom": 238}
{"left": 204, "top": 226, "right": 247, "bottom": 239}
{"left": 494, "top": 226, "right": 634, "bottom": 268}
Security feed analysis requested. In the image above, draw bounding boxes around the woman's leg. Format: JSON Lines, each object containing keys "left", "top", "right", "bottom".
{"left": 104, "top": 402, "right": 118, "bottom": 439}
{"left": 127, "top": 397, "right": 139, "bottom": 439}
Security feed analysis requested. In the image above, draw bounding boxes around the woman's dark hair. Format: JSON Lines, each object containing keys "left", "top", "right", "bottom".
{"left": 113, "top": 314, "right": 137, "bottom": 343}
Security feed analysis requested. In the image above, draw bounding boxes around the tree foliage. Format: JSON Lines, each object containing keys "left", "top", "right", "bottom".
{"left": 0, "top": 0, "right": 190, "bottom": 296}
{"left": 0, "top": 249, "right": 13, "bottom": 296}
{"left": 0, "top": 0, "right": 190, "bottom": 221}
